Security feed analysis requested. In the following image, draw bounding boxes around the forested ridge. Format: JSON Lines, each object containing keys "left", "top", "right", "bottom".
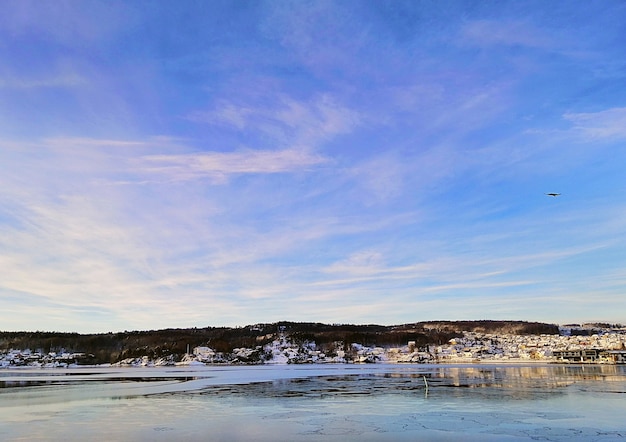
{"left": 1, "top": 320, "right": 559, "bottom": 364}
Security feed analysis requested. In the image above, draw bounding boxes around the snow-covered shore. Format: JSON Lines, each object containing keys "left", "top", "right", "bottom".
{"left": 4, "top": 327, "right": 626, "bottom": 368}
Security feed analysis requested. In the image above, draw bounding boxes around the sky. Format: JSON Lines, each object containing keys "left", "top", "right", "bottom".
{"left": 1, "top": 1, "right": 626, "bottom": 333}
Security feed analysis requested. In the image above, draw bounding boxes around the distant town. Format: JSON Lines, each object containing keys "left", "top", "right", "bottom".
{"left": 2, "top": 321, "right": 625, "bottom": 368}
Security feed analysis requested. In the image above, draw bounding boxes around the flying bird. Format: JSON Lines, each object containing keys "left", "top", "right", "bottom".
{"left": 545, "top": 193, "right": 561, "bottom": 197}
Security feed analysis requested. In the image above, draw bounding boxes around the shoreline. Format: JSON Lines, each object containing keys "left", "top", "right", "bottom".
{"left": 2, "top": 359, "right": 624, "bottom": 370}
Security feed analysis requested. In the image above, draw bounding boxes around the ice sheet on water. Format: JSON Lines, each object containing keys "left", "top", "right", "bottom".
{"left": 1, "top": 364, "right": 625, "bottom": 441}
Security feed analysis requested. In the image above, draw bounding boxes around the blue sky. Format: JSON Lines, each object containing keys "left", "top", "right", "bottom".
{"left": 1, "top": 1, "right": 626, "bottom": 333}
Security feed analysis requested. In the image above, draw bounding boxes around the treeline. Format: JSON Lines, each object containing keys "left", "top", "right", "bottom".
{"left": 0, "top": 320, "right": 559, "bottom": 364}
{"left": 415, "top": 320, "right": 560, "bottom": 335}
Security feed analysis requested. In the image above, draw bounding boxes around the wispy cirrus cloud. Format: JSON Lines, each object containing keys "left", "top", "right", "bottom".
{"left": 140, "top": 148, "right": 329, "bottom": 183}
{"left": 43, "top": 137, "right": 150, "bottom": 148}
{"left": 459, "top": 20, "right": 553, "bottom": 49}
{"left": 178, "top": 93, "right": 359, "bottom": 184}
{"left": 188, "top": 94, "right": 361, "bottom": 147}
{"left": 3, "top": 136, "right": 329, "bottom": 184}
{"left": 563, "top": 107, "right": 626, "bottom": 140}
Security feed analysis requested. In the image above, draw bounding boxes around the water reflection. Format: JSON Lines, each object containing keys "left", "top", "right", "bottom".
{"left": 1, "top": 364, "right": 625, "bottom": 397}
{"left": 141, "top": 364, "right": 624, "bottom": 403}
{"left": 1, "top": 364, "right": 625, "bottom": 441}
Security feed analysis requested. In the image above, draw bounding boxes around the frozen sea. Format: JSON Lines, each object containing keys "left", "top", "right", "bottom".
{"left": 1, "top": 363, "right": 625, "bottom": 441}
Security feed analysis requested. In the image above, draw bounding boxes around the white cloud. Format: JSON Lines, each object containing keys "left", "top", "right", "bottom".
{"left": 43, "top": 137, "right": 150, "bottom": 148}
{"left": 459, "top": 20, "right": 552, "bottom": 49}
{"left": 261, "top": 1, "right": 367, "bottom": 74}
{"left": 563, "top": 107, "right": 626, "bottom": 140}
{"left": 198, "top": 102, "right": 254, "bottom": 130}
{"left": 348, "top": 154, "right": 408, "bottom": 202}
{"left": 188, "top": 94, "right": 361, "bottom": 147}
{"left": 325, "top": 250, "right": 386, "bottom": 275}
{"left": 140, "top": 148, "right": 329, "bottom": 182}
{"left": 345, "top": 144, "right": 467, "bottom": 205}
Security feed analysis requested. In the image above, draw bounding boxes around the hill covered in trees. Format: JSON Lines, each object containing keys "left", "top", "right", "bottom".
{"left": 0, "top": 320, "right": 559, "bottom": 365}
